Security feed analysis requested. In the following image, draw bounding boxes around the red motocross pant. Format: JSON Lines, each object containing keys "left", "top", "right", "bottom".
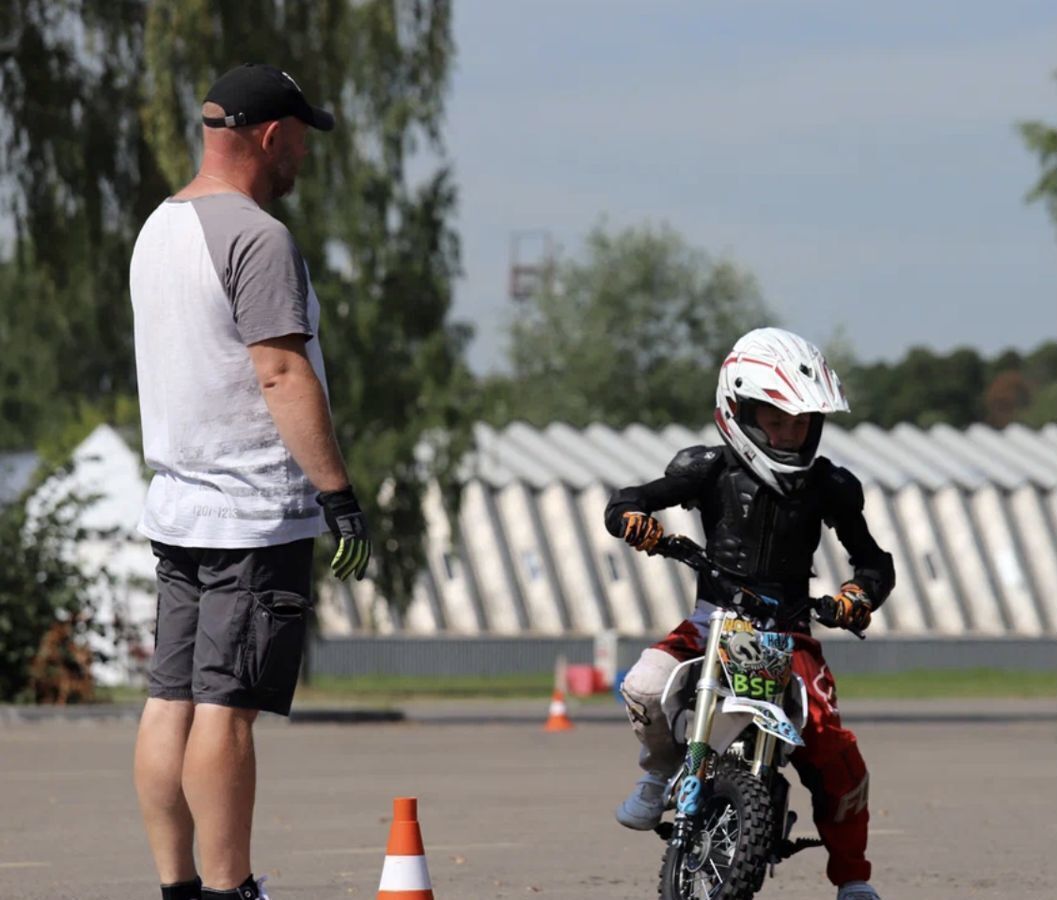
{"left": 655, "top": 625, "right": 871, "bottom": 887}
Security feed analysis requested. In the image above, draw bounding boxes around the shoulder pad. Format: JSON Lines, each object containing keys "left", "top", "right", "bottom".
{"left": 817, "top": 458, "right": 865, "bottom": 517}
{"left": 665, "top": 445, "right": 724, "bottom": 480}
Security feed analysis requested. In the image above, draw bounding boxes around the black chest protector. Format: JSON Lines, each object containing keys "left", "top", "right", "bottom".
{"left": 666, "top": 445, "right": 831, "bottom": 589}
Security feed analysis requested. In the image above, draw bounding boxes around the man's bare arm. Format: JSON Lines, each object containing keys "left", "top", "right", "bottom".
{"left": 248, "top": 334, "right": 349, "bottom": 493}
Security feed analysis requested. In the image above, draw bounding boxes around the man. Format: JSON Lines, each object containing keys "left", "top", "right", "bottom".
{"left": 129, "top": 63, "right": 371, "bottom": 900}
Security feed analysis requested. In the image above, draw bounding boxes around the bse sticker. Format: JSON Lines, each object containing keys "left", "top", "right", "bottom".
{"left": 730, "top": 672, "right": 779, "bottom": 700}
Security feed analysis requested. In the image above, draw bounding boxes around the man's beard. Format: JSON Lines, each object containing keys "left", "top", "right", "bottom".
{"left": 269, "top": 158, "right": 298, "bottom": 200}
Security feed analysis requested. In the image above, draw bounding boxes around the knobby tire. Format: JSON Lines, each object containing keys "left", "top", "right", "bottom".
{"left": 658, "top": 766, "right": 775, "bottom": 900}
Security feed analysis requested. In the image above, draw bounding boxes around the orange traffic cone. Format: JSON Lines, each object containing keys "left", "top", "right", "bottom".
{"left": 377, "top": 797, "right": 434, "bottom": 899}
{"left": 543, "top": 689, "right": 574, "bottom": 731}
{"left": 544, "top": 653, "right": 574, "bottom": 731}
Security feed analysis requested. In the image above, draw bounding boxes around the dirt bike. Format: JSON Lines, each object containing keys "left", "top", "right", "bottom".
{"left": 647, "top": 535, "right": 864, "bottom": 900}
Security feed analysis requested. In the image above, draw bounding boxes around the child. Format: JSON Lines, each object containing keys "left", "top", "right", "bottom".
{"left": 605, "top": 327, "right": 894, "bottom": 900}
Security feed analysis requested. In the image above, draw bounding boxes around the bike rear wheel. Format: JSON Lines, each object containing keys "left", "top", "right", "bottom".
{"left": 658, "top": 767, "right": 774, "bottom": 900}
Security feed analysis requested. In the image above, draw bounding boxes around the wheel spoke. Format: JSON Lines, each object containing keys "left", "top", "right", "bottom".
{"left": 709, "top": 858, "right": 723, "bottom": 888}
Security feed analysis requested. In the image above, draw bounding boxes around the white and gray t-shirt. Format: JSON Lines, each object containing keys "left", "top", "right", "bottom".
{"left": 129, "top": 193, "right": 328, "bottom": 548}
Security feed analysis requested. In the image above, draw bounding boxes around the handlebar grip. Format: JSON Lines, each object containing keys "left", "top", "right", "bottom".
{"left": 809, "top": 601, "right": 868, "bottom": 640}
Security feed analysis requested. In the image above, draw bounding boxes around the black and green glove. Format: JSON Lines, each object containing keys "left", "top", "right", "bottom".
{"left": 317, "top": 488, "right": 371, "bottom": 581}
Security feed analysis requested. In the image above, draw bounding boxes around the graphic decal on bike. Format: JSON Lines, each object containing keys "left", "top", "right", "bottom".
{"left": 729, "top": 672, "right": 779, "bottom": 700}
{"left": 751, "top": 710, "right": 802, "bottom": 746}
{"left": 686, "top": 740, "right": 708, "bottom": 774}
{"left": 718, "top": 616, "right": 794, "bottom": 701}
{"left": 721, "top": 697, "right": 806, "bottom": 747}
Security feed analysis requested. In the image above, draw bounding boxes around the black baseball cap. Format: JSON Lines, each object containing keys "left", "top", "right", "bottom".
{"left": 203, "top": 63, "right": 334, "bottom": 131}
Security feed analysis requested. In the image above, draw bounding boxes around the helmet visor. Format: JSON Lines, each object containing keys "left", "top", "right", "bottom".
{"left": 736, "top": 401, "right": 825, "bottom": 469}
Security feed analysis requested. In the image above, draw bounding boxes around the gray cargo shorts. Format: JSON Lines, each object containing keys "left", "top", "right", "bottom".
{"left": 147, "top": 538, "right": 314, "bottom": 716}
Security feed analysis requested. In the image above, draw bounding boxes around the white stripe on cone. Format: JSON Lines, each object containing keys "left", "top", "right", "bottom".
{"left": 378, "top": 855, "right": 433, "bottom": 891}
{"left": 549, "top": 699, "right": 566, "bottom": 715}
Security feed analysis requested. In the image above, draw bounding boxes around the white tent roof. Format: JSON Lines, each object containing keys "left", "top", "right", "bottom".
{"left": 30, "top": 424, "right": 147, "bottom": 532}
{"left": 464, "top": 421, "right": 1057, "bottom": 490}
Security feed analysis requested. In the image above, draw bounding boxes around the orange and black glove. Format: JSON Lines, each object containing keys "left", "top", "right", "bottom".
{"left": 620, "top": 511, "right": 664, "bottom": 552}
{"left": 817, "top": 582, "right": 873, "bottom": 631}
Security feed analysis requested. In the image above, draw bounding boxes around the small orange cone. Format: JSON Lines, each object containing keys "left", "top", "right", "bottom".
{"left": 377, "top": 797, "right": 434, "bottom": 899}
{"left": 543, "top": 688, "right": 574, "bottom": 731}
{"left": 544, "top": 654, "right": 574, "bottom": 731}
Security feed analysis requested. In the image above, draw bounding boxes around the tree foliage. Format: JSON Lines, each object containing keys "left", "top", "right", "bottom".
{"left": 0, "top": 1, "right": 167, "bottom": 447}
{"left": 1020, "top": 72, "right": 1057, "bottom": 231}
{"left": 840, "top": 341, "right": 1057, "bottom": 429}
{"left": 844, "top": 347, "right": 987, "bottom": 427}
{"left": 480, "top": 221, "right": 1055, "bottom": 433}
{"left": 1, "top": 1, "right": 470, "bottom": 617}
{"left": 485, "top": 223, "right": 770, "bottom": 428}
{"left": 0, "top": 472, "right": 108, "bottom": 702}
{"left": 144, "top": 0, "right": 472, "bottom": 618}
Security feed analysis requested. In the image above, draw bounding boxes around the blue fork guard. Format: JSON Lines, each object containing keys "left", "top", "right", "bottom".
{"left": 677, "top": 775, "right": 702, "bottom": 815}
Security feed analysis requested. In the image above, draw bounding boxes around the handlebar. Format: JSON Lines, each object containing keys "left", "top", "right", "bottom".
{"left": 647, "top": 534, "right": 866, "bottom": 640}
{"left": 647, "top": 534, "right": 712, "bottom": 570}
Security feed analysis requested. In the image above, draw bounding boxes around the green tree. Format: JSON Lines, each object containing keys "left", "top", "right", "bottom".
{"left": 983, "top": 369, "right": 1032, "bottom": 427}
{"left": 837, "top": 341, "right": 1057, "bottom": 430}
{"left": 2, "top": 1, "right": 469, "bottom": 618}
{"left": 1020, "top": 74, "right": 1057, "bottom": 231}
{"left": 843, "top": 346, "right": 988, "bottom": 428}
{"left": 0, "top": 470, "right": 109, "bottom": 702}
{"left": 1014, "top": 341, "right": 1057, "bottom": 427}
{"left": 1024, "top": 341, "right": 1057, "bottom": 385}
{"left": 1019, "top": 382, "right": 1057, "bottom": 427}
{"left": 489, "top": 222, "right": 770, "bottom": 428}
{"left": 0, "top": 0, "right": 168, "bottom": 438}
{"left": 140, "top": 1, "right": 470, "bottom": 617}
{"left": 0, "top": 262, "right": 61, "bottom": 450}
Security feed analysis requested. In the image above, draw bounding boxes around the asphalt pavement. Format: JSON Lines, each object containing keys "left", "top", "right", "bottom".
{"left": 1, "top": 703, "right": 1055, "bottom": 899}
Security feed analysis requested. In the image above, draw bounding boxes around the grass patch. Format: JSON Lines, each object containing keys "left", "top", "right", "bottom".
{"left": 89, "top": 684, "right": 148, "bottom": 704}
{"left": 85, "top": 668, "right": 1057, "bottom": 705}
{"left": 835, "top": 668, "right": 1057, "bottom": 699}
{"left": 295, "top": 668, "right": 1057, "bottom": 702}
{"left": 294, "top": 671, "right": 556, "bottom": 704}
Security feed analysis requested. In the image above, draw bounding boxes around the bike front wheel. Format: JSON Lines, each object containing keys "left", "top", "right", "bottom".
{"left": 658, "top": 767, "right": 774, "bottom": 900}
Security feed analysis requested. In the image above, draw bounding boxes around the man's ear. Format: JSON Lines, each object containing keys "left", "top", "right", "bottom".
{"left": 261, "top": 120, "right": 282, "bottom": 151}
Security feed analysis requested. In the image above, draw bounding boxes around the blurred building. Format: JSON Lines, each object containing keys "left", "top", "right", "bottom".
{"left": 345, "top": 421, "right": 1057, "bottom": 640}
{"left": 37, "top": 421, "right": 1057, "bottom": 683}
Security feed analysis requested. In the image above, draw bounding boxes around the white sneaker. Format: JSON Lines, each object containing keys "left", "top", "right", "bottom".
{"left": 837, "top": 881, "right": 880, "bottom": 900}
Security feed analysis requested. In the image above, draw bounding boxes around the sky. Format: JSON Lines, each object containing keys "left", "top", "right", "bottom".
{"left": 443, "top": 0, "right": 1057, "bottom": 373}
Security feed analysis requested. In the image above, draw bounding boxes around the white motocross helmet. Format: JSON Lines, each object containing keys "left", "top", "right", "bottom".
{"left": 714, "top": 327, "right": 849, "bottom": 495}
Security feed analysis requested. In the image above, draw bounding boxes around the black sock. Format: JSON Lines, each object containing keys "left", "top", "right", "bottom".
{"left": 161, "top": 876, "right": 202, "bottom": 900}
{"left": 201, "top": 874, "right": 258, "bottom": 900}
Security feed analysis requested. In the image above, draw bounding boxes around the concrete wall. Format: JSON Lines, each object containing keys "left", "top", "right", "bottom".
{"left": 308, "top": 635, "right": 1057, "bottom": 679}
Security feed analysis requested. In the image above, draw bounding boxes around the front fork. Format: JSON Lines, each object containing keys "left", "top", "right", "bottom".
{"left": 668, "top": 612, "right": 782, "bottom": 849}
{"left": 669, "top": 611, "right": 726, "bottom": 847}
